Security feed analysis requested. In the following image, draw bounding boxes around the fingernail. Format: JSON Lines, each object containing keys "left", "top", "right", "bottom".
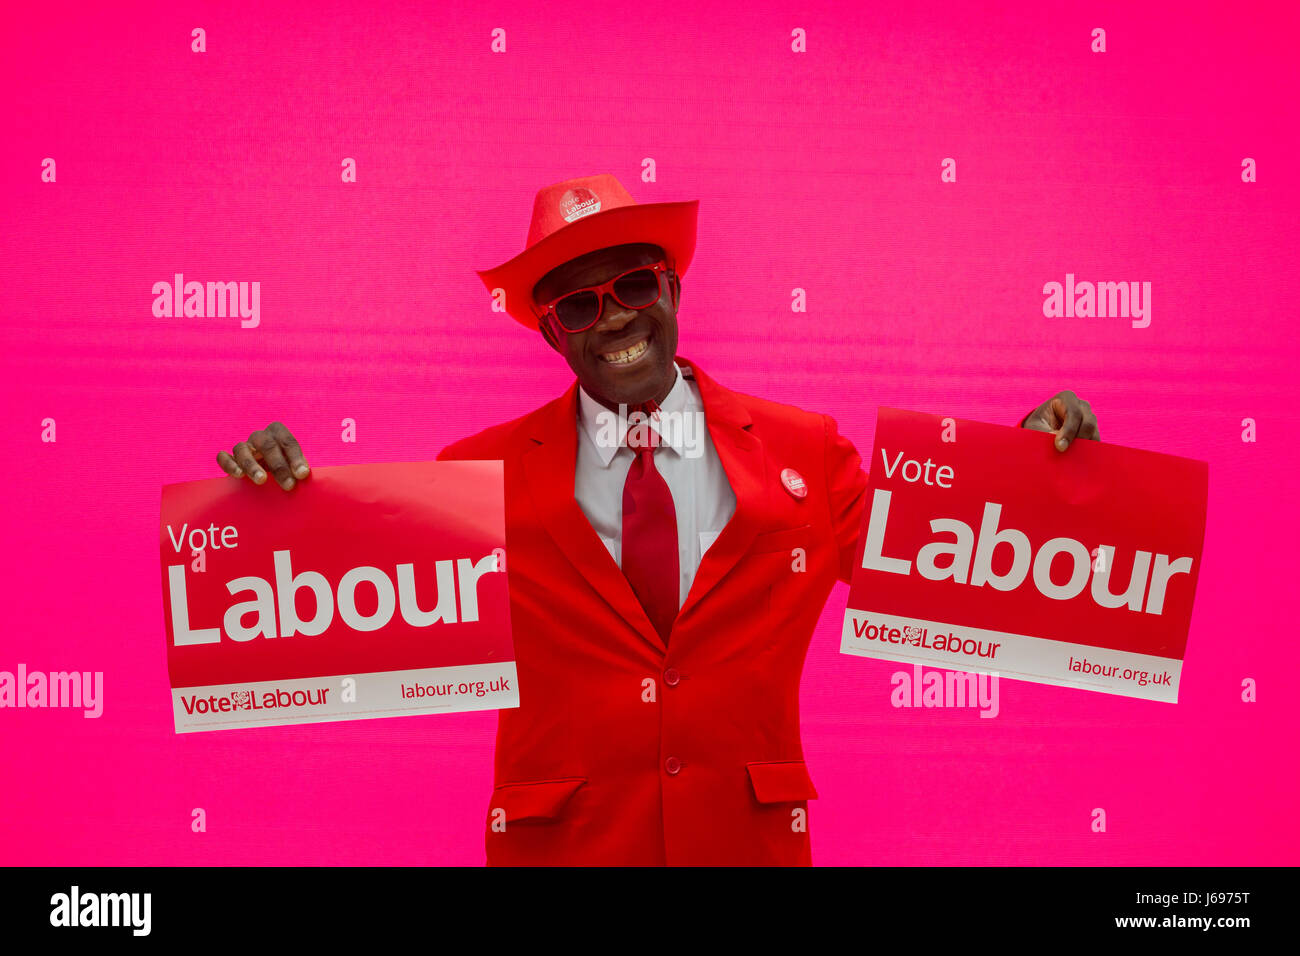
{"left": 283, "top": 477, "right": 295, "bottom": 490}
{"left": 254, "top": 470, "right": 265, "bottom": 481}
{"left": 1056, "top": 437, "right": 1068, "bottom": 451}
{"left": 294, "top": 465, "right": 309, "bottom": 478}
{"left": 233, "top": 468, "right": 243, "bottom": 477}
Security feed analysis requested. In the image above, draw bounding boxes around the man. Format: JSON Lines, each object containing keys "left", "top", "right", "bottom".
{"left": 215, "top": 174, "right": 1100, "bottom": 865}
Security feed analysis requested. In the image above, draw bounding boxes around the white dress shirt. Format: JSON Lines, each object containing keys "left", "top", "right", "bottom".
{"left": 575, "top": 362, "right": 737, "bottom": 608}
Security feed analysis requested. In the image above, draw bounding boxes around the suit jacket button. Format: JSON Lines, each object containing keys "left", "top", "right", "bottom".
{"left": 663, "top": 667, "right": 681, "bottom": 687}
{"left": 664, "top": 756, "right": 682, "bottom": 775}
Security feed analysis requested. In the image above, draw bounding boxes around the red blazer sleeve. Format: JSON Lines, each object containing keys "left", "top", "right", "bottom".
{"left": 823, "top": 414, "right": 869, "bottom": 584}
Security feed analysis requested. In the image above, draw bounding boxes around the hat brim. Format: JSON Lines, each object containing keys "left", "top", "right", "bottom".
{"left": 477, "top": 199, "right": 699, "bottom": 330}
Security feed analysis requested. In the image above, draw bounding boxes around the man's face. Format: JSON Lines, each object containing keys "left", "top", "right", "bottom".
{"left": 533, "top": 243, "right": 680, "bottom": 410}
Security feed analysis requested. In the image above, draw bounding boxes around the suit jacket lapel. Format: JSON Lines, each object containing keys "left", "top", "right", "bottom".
{"left": 521, "top": 383, "right": 667, "bottom": 654}
{"left": 675, "top": 357, "right": 766, "bottom": 624}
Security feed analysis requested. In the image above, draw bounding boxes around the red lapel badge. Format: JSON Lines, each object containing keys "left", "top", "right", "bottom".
{"left": 780, "top": 467, "right": 808, "bottom": 499}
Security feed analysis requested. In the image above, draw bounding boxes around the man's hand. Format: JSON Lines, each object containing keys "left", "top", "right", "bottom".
{"left": 216, "top": 422, "right": 311, "bottom": 490}
{"left": 1021, "top": 390, "right": 1100, "bottom": 452}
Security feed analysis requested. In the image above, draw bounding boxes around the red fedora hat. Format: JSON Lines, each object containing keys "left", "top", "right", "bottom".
{"left": 477, "top": 173, "right": 700, "bottom": 330}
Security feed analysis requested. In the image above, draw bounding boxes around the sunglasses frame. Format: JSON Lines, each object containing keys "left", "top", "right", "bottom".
{"left": 535, "top": 258, "right": 677, "bottom": 334}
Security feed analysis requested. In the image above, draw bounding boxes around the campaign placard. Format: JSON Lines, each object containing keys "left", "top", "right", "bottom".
{"left": 841, "top": 409, "right": 1208, "bottom": 702}
{"left": 160, "top": 460, "right": 518, "bottom": 732}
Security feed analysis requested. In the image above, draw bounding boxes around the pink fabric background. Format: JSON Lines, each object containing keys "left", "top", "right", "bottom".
{"left": 2, "top": 0, "right": 1296, "bottom": 865}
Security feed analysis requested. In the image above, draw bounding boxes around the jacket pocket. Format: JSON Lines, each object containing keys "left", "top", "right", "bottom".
{"left": 749, "top": 525, "right": 813, "bottom": 618}
{"left": 746, "top": 760, "right": 819, "bottom": 803}
{"left": 490, "top": 777, "right": 587, "bottom": 824}
{"left": 751, "top": 524, "right": 812, "bottom": 555}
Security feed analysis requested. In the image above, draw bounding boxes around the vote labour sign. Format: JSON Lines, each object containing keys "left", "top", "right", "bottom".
{"left": 160, "top": 461, "right": 518, "bottom": 732}
{"left": 841, "top": 409, "right": 1208, "bottom": 703}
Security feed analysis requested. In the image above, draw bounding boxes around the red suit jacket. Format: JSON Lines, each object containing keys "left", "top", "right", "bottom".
{"left": 437, "top": 356, "right": 868, "bottom": 865}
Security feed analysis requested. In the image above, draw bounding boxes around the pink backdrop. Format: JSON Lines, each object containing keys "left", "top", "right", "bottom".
{"left": 2, "top": 0, "right": 1297, "bottom": 865}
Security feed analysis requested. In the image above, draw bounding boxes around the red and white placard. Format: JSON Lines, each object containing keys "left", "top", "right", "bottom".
{"left": 841, "top": 408, "right": 1208, "bottom": 702}
{"left": 160, "top": 460, "right": 517, "bottom": 732}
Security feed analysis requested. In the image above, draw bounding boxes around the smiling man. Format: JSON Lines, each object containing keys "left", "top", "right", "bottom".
{"left": 216, "top": 173, "right": 1099, "bottom": 866}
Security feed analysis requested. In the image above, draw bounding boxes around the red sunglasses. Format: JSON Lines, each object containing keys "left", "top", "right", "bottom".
{"left": 535, "top": 259, "right": 677, "bottom": 334}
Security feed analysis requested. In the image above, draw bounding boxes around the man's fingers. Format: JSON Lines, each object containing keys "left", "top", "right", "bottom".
{"left": 1080, "top": 417, "right": 1100, "bottom": 441}
{"left": 1078, "top": 400, "right": 1100, "bottom": 441}
{"left": 250, "top": 430, "right": 296, "bottom": 490}
{"left": 232, "top": 441, "right": 267, "bottom": 484}
{"left": 268, "top": 421, "right": 310, "bottom": 479}
{"left": 220, "top": 423, "right": 308, "bottom": 488}
{"left": 1055, "top": 398, "right": 1084, "bottom": 451}
{"left": 1023, "top": 398, "right": 1060, "bottom": 435}
{"left": 1022, "top": 392, "right": 1099, "bottom": 447}
{"left": 216, "top": 450, "right": 244, "bottom": 478}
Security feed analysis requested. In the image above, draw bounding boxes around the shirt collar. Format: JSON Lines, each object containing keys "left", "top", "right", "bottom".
{"left": 578, "top": 362, "right": 689, "bottom": 467}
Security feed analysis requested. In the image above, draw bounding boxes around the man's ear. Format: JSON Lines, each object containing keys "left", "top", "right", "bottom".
{"left": 670, "top": 273, "right": 681, "bottom": 308}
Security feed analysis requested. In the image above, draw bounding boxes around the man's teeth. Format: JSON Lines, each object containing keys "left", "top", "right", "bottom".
{"left": 601, "top": 339, "right": 649, "bottom": 365}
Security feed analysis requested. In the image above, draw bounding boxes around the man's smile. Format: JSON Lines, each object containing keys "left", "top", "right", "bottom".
{"left": 599, "top": 335, "right": 651, "bottom": 366}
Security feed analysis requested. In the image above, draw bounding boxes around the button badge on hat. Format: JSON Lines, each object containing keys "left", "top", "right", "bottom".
{"left": 780, "top": 467, "right": 808, "bottom": 500}
{"left": 559, "top": 186, "right": 601, "bottom": 222}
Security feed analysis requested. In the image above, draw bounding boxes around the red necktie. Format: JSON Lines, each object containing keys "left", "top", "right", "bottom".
{"left": 621, "top": 400, "right": 679, "bottom": 643}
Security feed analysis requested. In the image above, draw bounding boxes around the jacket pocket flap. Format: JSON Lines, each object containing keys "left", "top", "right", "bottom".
{"left": 491, "top": 777, "right": 586, "bottom": 823}
{"left": 751, "top": 524, "right": 812, "bottom": 554}
{"left": 746, "top": 760, "right": 818, "bottom": 803}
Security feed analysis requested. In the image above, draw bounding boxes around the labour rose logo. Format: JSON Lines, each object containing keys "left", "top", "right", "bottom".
{"left": 231, "top": 690, "right": 252, "bottom": 710}
{"left": 902, "top": 625, "right": 924, "bottom": 645}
